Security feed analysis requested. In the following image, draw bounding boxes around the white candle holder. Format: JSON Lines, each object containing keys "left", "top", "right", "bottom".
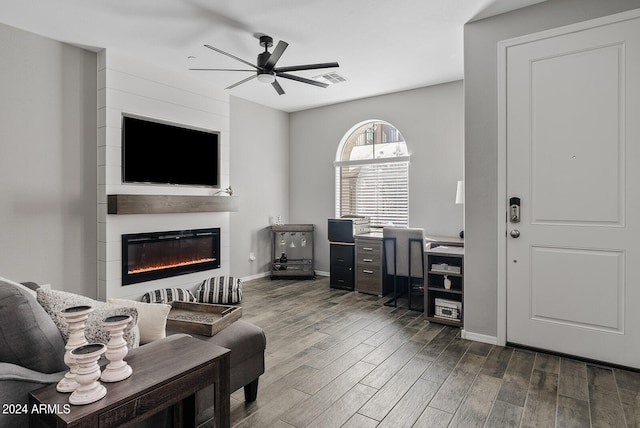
{"left": 57, "top": 305, "right": 92, "bottom": 393}
{"left": 69, "top": 343, "right": 107, "bottom": 405}
{"left": 100, "top": 315, "right": 133, "bottom": 382}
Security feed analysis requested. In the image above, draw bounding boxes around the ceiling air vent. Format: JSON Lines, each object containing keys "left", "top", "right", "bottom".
{"left": 313, "top": 72, "right": 347, "bottom": 85}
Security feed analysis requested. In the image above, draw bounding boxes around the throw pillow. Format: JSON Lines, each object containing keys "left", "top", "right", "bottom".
{"left": 37, "top": 288, "right": 139, "bottom": 349}
{"left": 141, "top": 288, "right": 196, "bottom": 304}
{"left": 109, "top": 298, "right": 171, "bottom": 345}
{"left": 196, "top": 276, "right": 242, "bottom": 304}
{"left": 0, "top": 276, "right": 67, "bottom": 373}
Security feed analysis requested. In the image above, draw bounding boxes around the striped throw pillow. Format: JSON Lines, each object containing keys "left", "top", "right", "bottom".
{"left": 141, "top": 288, "right": 196, "bottom": 304}
{"left": 196, "top": 276, "right": 242, "bottom": 304}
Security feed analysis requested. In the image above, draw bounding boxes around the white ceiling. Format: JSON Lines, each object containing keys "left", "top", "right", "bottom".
{"left": 0, "top": 0, "right": 547, "bottom": 112}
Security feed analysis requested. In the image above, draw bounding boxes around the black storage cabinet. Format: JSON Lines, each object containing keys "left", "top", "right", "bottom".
{"left": 330, "top": 243, "right": 355, "bottom": 290}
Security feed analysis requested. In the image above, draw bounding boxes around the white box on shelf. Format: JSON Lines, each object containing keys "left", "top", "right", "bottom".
{"left": 434, "top": 298, "right": 461, "bottom": 320}
{"left": 431, "top": 263, "right": 461, "bottom": 274}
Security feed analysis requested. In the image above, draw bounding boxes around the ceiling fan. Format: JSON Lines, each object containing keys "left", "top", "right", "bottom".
{"left": 190, "top": 35, "right": 339, "bottom": 95}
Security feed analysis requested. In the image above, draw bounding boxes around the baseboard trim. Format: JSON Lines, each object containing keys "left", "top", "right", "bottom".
{"left": 241, "top": 272, "right": 271, "bottom": 281}
{"left": 461, "top": 330, "right": 498, "bottom": 345}
{"left": 241, "top": 271, "right": 329, "bottom": 281}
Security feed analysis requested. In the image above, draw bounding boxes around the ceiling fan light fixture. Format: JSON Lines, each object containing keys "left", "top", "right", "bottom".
{"left": 257, "top": 73, "right": 276, "bottom": 84}
{"left": 197, "top": 36, "right": 338, "bottom": 95}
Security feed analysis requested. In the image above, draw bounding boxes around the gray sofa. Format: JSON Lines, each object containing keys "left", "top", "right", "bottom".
{"left": 0, "top": 277, "right": 266, "bottom": 428}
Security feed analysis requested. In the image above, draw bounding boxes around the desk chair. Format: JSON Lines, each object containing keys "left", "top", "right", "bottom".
{"left": 383, "top": 227, "right": 425, "bottom": 310}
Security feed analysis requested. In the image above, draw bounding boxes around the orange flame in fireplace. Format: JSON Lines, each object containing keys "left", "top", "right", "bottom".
{"left": 128, "top": 257, "right": 217, "bottom": 275}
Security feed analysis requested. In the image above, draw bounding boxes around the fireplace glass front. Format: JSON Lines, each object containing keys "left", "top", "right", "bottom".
{"left": 122, "top": 228, "right": 220, "bottom": 285}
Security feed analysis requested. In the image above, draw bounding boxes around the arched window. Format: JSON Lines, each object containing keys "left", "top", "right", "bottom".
{"left": 335, "top": 120, "right": 410, "bottom": 227}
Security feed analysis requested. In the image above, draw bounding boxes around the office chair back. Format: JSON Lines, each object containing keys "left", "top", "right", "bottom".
{"left": 382, "top": 227, "right": 425, "bottom": 278}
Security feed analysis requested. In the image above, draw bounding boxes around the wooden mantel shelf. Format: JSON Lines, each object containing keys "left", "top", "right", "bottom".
{"left": 107, "top": 194, "right": 238, "bottom": 214}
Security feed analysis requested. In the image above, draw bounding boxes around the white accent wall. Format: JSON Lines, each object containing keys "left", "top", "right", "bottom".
{"left": 97, "top": 50, "right": 231, "bottom": 301}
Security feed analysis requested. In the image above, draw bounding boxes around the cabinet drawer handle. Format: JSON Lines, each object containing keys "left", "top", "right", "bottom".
{"left": 362, "top": 258, "right": 373, "bottom": 262}
{"left": 338, "top": 279, "right": 345, "bottom": 283}
{"left": 363, "top": 270, "right": 374, "bottom": 274}
{"left": 363, "top": 247, "right": 373, "bottom": 251}
{"left": 337, "top": 258, "right": 345, "bottom": 262}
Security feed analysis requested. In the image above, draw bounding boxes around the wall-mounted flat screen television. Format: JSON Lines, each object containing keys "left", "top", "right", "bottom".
{"left": 121, "top": 114, "right": 219, "bottom": 187}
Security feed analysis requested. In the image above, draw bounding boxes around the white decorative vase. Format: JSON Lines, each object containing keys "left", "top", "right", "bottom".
{"left": 57, "top": 305, "right": 92, "bottom": 393}
{"left": 444, "top": 275, "right": 452, "bottom": 290}
{"left": 100, "top": 315, "right": 133, "bottom": 382}
{"left": 69, "top": 343, "right": 107, "bottom": 405}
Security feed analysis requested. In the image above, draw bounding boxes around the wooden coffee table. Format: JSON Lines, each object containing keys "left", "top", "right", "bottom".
{"left": 29, "top": 335, "right": 230, "bottom": 428}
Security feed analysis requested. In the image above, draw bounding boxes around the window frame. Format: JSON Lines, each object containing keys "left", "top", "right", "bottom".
{"left": 334, "top": 120, "right": 410, "bottom": 228}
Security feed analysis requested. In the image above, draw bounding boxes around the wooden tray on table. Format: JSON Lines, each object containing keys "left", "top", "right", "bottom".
{"left": 167, "top": 301, "right": 242, "bottom": 336}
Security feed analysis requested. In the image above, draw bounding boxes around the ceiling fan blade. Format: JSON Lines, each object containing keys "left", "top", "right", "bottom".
{"left": 275, "top": 62, "right": 339, "bottom": 73}
{"left": 265, "top": 40, "right": 289, "bottom": 69}
{"left": 204, "top": 44, "right": 260, "bottom": 70}
{"left": 189, "top": 68, "right": 255, "bottom": 72}
{"left": 226, "top": 74, "right": 257, "bottom": 90}
{"left": 272, "top": 79, "right": 285, "bottom": 95}
{"left": 276, "top": 72, "right": 329, "bottom": 88}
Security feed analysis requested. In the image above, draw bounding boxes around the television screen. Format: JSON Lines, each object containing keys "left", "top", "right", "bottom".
{"left": 122, "top": 115, "right": 219, "bottom": 187}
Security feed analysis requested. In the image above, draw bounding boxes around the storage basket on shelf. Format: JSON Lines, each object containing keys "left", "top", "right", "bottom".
{"left": 434, "top": 298, "right": 462, "bottom": 321}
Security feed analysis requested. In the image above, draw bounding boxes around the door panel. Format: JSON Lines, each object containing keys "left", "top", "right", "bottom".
{"left": 530, "top": 246, "right": 624, "bottom": 332}
{"left": 530, "top": 43, "right": 624, "bottom": 226}
{"left": 506, "top": 15, "right": 640, "bottom": 367}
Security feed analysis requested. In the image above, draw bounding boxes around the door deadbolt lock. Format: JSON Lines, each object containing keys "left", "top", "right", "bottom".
{"left": 509, "top": 197, "right": 521, "bottom": 223}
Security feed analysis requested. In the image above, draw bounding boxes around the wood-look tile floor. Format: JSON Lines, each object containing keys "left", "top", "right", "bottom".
{"left": 230, "top": 277, "right": 640, "bottom": 428}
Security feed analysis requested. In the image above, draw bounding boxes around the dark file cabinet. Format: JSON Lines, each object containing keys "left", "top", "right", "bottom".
{"left": 330, "top": 243, "right": 354, "bottom": 290}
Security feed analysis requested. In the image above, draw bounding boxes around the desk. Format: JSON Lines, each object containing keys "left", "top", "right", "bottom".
{"left": 353, "top": 232, "right": 463, "bottom": 305}
{"left": 425, "top": 235, "right": 464, "bottom": 248}
{"left": 30, "top": 335, "right": 230, "bottom": 428}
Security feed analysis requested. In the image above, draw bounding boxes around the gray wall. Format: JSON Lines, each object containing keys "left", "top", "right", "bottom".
{"left": 0, "top": 23, "right": 98, "bottom": 296}
{"left": 230, "top": 96, "right": 290, "bottom": 278}
{"left": 289, "top": 81, "right": 464, "bottom": 273}
{"left": 464, "top": 0, "right": 640, "bottom": 337}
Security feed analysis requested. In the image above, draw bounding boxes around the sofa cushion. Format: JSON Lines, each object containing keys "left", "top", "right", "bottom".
{"left": 0, "top": 276, "right": 67, "bottom": 373}
{"left": 196, "top": 276, "right": 242, "bottom": 304}
{"left": 109, "top": 298, "right": 171, "bottom": 345}
{"left": 37, "top": 288, "right": 139, "bottom": 349}
{"left": 141, "top": 288, "right": 196, "bottom": 304}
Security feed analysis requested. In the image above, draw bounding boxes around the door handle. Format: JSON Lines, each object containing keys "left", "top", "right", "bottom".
{"left": 510, "top": 230, "right": 521, "bottom": 238}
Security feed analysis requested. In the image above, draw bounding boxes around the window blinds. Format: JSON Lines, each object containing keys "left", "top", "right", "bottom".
{"left": 335, "top": 160, "right": 409, "bottom": 227}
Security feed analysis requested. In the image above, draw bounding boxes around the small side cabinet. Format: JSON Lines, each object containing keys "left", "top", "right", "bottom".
{"left": 424, "top": 246, "right": 464, "bottom": 326}
{"left": 329, "top": 244, "right": 354, "bottom": 290}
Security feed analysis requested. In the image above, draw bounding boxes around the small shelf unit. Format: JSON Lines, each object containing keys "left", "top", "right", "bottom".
{"left": 270, "top": 224, "right": 315, "bottom": 280}
{"left": 424, "top": 246, "right": 464, "bottom": 327}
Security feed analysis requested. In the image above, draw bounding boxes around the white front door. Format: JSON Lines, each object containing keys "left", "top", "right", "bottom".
{"left": 505, "top": 13, "right": 640, "bottom": 368}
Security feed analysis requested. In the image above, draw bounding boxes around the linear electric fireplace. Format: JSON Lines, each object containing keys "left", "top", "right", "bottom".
{"left": 122, "top": 228, "right": 220, "bottom": 285}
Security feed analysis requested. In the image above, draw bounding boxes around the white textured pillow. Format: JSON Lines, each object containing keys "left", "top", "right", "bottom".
{"left": 37, "top": 288, "right": 139, "bottom": 349}
{"left": 109, "top": 298, "right": 171, "bottom": 345}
